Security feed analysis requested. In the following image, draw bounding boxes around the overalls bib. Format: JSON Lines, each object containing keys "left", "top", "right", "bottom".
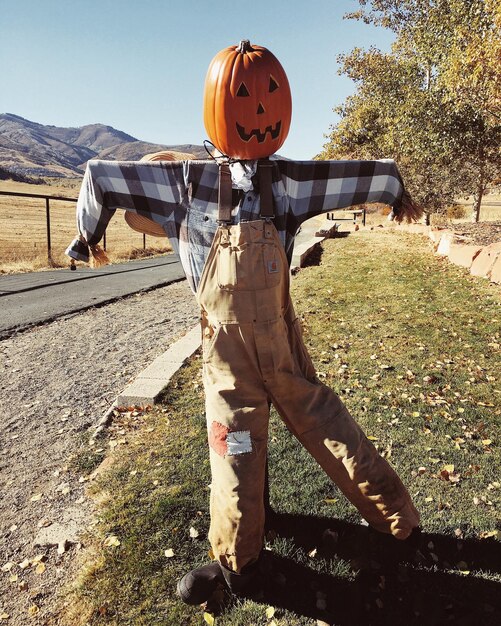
{"left": 196, "top": 209, "right": 419, "bottom": 574}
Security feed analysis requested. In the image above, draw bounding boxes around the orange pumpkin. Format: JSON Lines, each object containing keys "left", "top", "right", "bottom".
{"left": 203, "top": 40, "right": 292, "bottom": 160}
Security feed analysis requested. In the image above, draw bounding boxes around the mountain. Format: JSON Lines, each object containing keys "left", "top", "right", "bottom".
{"left": 0, "top": 113, "right": 207, "bottom": 178}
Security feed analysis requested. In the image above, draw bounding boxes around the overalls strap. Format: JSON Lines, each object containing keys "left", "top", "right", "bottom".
{"left": 218, "top": 164, "right": 233, "bottom": 223}
{"left": 258, "top": 159, "right": 274, "bottom": 219}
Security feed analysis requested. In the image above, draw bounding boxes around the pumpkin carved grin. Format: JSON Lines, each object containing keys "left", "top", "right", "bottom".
{"left": 236, "top": 120, "right": 282, "bottom": 144}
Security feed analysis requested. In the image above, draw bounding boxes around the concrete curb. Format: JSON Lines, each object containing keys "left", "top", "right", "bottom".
{"left": 115, "top": 324, "right": 201, "bottom": 407}
{"left": 291, "top": 219, "right": 339, "bottom": 268}
{"left": 113, "top": 221, "right": 339, "bottom": 410}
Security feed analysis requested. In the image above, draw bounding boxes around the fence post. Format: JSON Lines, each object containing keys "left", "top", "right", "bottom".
{"left": 45, "top": 198, "right": 51, "bottom": 260}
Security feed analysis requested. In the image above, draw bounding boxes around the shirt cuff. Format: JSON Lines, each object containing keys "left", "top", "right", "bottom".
{"left": 65, "top": 237, "right": 90, "bottom": 262}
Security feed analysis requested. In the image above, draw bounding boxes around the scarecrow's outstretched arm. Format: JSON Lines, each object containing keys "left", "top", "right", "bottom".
{"left": 65, "top": 159, "right": 185, "bottom": 264}
{"left": 279, "top": 159, "right": 422, "bottom": 225}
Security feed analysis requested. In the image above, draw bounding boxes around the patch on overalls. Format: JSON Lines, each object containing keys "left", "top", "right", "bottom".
{"left": 208, "top": 421, "right": 252, "bottom": 457}
{"left": 267, "top": 259, "right": 279, "bottom": 274}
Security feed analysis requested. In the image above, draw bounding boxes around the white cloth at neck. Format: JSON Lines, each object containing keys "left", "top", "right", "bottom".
{"left": 229, "top": 160, "right": 257, "bottom": 192}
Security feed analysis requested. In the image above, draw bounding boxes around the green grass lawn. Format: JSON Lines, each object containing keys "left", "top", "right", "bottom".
{"left": 65, "top": 230, "right": 500, "bottom": 626}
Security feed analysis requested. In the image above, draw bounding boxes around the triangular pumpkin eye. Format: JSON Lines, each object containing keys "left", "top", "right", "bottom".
{"left": 236, "top": 82, "right": 250, "bottom": 97}
{"left": 269, "top": 76, "right": 279, "bottom": 92}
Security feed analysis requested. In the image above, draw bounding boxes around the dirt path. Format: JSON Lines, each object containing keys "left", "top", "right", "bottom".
{"left": 0, "top": 281, "right": 198, "bottom": 625}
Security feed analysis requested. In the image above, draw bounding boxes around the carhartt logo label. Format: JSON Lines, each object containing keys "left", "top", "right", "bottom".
{"left": 268, "top": 260, "right": 279, "bottom": 274}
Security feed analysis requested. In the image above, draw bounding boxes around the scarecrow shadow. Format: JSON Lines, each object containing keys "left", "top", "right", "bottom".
{"left": 250, "top": 512, "right": 501, "bottom": 625}
{"left": 330, "top": 230, "right": 351, "bottom": 238}
{"left": 301, "top": 244, "right": 324, "bottom": 267}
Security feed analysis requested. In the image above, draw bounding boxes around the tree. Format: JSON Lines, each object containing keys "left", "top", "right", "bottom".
{"left": 320, "top": 0, "right": 501, "bottom": 221}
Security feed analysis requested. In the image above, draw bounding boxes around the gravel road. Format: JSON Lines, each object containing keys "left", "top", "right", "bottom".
{"left": 0, "top": 280, "right": 198, "bottom": 625}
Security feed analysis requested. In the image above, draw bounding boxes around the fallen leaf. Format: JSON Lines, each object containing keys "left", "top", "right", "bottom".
{"left": 482, "top": 439, "right": 492, "bottom": 446}
{"left": 9, "top": 574, "right": 18, "bottom": 583}
{"left": 479, "top": 530, "right": 501, "bottom": 540}
{"left": 367, "top": 435, "right": 378, "bottom": 441}
{"left": 30, "top": 494, "right": 43, "bottom": 502}
{"left": 35, "top": 562, "right": 46, "bottom": 575}
{"left": 164, "top": 548, "right": 175, "bottom": 558}
{"left": 28, "top": 605, "right": 39, "bottom": 616}
{"left": 103, "top": 536, "right": 120, "bottom": 548}
{"left": 19, "top": 559, "right": 31, "bottom": 570}
{"left": 203, "top": 613, "right": 215, "bottom": 625}
{"left": 189, "top": 527, "right": 199, "bottom": 539}
{"left": 0, "top": 613, "right": 10, "bottom": 620}
{"left": 1, "top": 562, "right": 15, "bottom": 573}
{"left": 31, "top": 554, "right": 45, "bottom": 564}
{"left": 308, "top": 548, "right": 318, "bottom": 558}
{"left": 265, "top": 606, "right": 276, "bottom": 619}
{"left": 323, "top": 498, "right": 339, "bottom": 505}
{"left": 424, "top": 496, "right": 434, "bottom": 502}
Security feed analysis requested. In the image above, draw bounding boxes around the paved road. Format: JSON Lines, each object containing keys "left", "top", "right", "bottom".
{"left": 0, "top": 254, "right": 185, "bottom": 337}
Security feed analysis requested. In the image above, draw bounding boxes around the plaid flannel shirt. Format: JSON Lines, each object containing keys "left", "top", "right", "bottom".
{"left": 66, "top": 158, "right": 407, "bottom": 293}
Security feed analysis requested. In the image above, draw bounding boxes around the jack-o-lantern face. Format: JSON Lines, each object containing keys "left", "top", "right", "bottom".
{"left": 203, "top": 40, "right": 292, "bottom": 160}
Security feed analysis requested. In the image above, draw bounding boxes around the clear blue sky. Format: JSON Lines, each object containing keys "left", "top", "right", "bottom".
{"left": 1, "top": 0, "right": 393, "bottom": 160}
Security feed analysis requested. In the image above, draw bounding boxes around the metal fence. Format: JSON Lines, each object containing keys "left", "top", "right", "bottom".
{"left": 0, "top": 190, "right": 148, "bottom": 262}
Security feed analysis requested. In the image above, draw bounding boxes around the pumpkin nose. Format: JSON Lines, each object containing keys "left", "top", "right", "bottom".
{"left": 257, "top": 102, "right": 265, "bottom": 115}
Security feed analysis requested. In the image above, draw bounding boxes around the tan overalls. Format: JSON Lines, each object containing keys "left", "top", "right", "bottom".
{"left": 196, "top": 208, "right": 419, "bottom": 574}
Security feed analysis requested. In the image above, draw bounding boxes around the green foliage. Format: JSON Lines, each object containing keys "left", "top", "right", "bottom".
{"left": 446, "top": 204, "right": 467, "bottom": 221}
{"left": 319, "top": 0, "right": 501, "bottom": 221}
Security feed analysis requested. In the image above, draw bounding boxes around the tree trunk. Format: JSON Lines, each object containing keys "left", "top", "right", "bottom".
{"left": 471, "top": 182, "right": 484, "bottom": 223}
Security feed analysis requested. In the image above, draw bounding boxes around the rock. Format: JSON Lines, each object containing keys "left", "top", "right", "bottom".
{"left": 470, "top": 242, "right": 501, "bottom": 278}
{"left": 447, "top": 244, "right": 483, "bottom": 269}
{"left": 429, "top": 228, "right": 450, "bottom": 243}
{"left": 490, "top": 254, "right": 501, "bottom": 284}
{"left": 33, "top": 505, "right": 86, "bottom": 549}
{"left": 436, "top": 232, "right": 457, "bottom": 256}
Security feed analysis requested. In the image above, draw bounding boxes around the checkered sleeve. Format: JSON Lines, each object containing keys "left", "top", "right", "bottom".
{"left": 65, "top": 159, "right": 185, "bottom": 261}
{"left": 278, "top": 159, "right": 410, "bottom": 224}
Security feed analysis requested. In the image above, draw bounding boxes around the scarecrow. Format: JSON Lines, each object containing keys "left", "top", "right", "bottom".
{"left": 67, "top": 40, "right": 421, "bottom": 605}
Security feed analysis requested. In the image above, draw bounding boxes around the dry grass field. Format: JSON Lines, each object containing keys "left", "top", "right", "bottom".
{"left": 0, "top": 179, "right": 171, "bottom": 274}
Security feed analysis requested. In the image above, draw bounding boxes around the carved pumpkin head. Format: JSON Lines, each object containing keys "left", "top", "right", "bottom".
{"left": 203, "top": 40, "right": 292, "bottom": 160}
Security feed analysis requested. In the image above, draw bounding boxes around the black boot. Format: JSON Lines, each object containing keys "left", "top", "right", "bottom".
{"left": 220, "top": 558, "right": 262, "bottom": 597}
{"left": 176, "top": 562, "right": 228, "bottom": 605}
{"left": 177, "top": 558, "right": 262, "bottom": 605}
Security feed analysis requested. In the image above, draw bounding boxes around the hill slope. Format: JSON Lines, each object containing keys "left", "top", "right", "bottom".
{"left": 0, "top": 113, "right": 206, "bottom": 178}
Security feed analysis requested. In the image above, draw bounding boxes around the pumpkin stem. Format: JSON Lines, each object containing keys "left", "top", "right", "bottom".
{"left": 237, "top": 40, "right": 253, "bottom": 54}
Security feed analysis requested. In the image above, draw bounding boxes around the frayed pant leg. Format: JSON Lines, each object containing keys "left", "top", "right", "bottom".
{"left": 270, "top": 316, "right": 419, "bottom": 539}
{"left": 202, "top": 323, "right": 271, "bottom": 573}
